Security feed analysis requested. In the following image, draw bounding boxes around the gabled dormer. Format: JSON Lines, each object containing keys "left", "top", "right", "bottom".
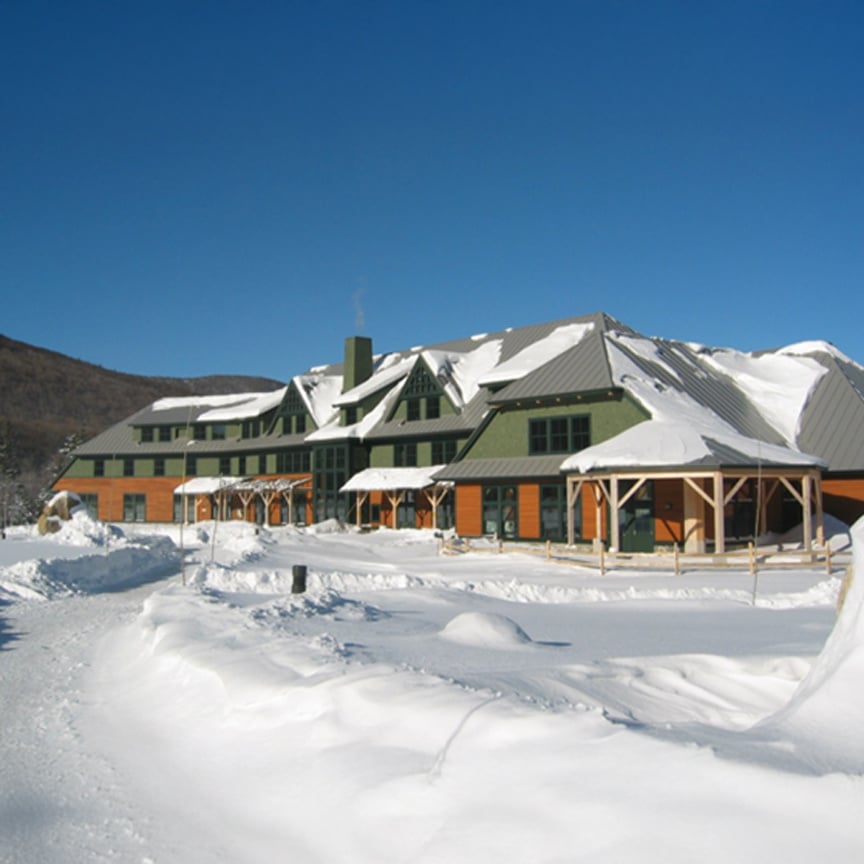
{"left": 275, "top": 382, "right": 312, "bottom": 436}
{"left": 389, "top": 357, "right": 455, "bottom": 423}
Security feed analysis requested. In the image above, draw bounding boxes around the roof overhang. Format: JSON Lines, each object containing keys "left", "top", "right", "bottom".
{"left": 340, "top": 466, "right": 449, "bottom": 493}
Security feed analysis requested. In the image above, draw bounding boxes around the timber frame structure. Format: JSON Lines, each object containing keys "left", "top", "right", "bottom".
{"left": 566, "top": 466, "right": 825, "bottom": 553}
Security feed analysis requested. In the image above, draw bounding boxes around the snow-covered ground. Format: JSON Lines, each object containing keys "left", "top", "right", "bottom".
{"left": 1, "top": 512, "right": 862, "bottom": 863}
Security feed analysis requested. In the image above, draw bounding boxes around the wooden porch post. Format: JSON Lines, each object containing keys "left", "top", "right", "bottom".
{"left": 609, "top": 475, "right": 620, "bottom": 552}
{"left": 802, "top": 473, "right": 813, "bottom": 552}
{"left": 713, "top": 472, "right": 725, "bottom": 554}
{"left": 814, "top": 471, "right": 825, "bottom": 547}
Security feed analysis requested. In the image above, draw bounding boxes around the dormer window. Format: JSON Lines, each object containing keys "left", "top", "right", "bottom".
{"left": 345, "top": 407, "right": 358, "bottom": 426}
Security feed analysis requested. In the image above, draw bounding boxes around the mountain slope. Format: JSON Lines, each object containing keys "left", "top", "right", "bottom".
{"left": 0, "top": 333, "right": 284, "bottom": 520}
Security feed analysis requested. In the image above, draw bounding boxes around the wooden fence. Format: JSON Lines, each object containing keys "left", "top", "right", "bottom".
{"left": 440, "top": 535, "right": 851, "bottom": 577}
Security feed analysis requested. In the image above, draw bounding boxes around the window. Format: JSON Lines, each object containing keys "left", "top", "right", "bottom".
{"left": 540, "top": 484, "right": 575, "bottom": 542}
{"left": 528, "top": 415, "right": 591, "bottom": 454}
{"left": 123, "top": 458, "right": 134, "bottom": 477}
{"left": 276, "top": 449, "right": 311, "bottom": 473}
{"left": 403, "top": 362, "right": 439, "bottom": 397}
{"left": 258, "top": 454, "right": 268, "bottom": 474}
{"left": 158, "top": 425, "right": 171, "bottom": 442}
{"left": 345, "top": 407, "right": 358, "bottom": 426}
{"left": 79, "top": 493, "right": 98, "bottom": 518}
{"left": 238, "top": 455, "right": 246, "bottom": 475}
{"left": 426, "top": 396, "right": 440, "bottom": 419}
{"left": 212, "top": 424, "right": 226, "bottom": 440}
{"left": 406, "top": 398, "right": 421, "bottom": 422}
{"left": 482, "top": 486, "right": 518, "bottom": 539}
{"left": 394, "top": 442, "right": 417, "bottom": 467}
{"left": 93, "top": 458, "right": 104, "bottom": 477}
{"left": 431, "top": 439, "right": 458, "bottom": 464}
{"left": 186, "top": 455, "right": 197, "bottom": 477}
{"left": 154, "top": 457, "right": 165, "bottom": 477}
{"left": 122, "top": 493, "right": 146, "bottom": 522}
{"left": 398, "top": 491, "right": 416, "bottom": 528}
{"left": 141, "top": 427, "right": 154, "bottom": 442}
{"left": 193, "top": 424, "right": 206, "bottom": 440}
{"left": 313, "top": 445, "right": 350, "bottom": 523}
{"left": 242, "top": 419, "right": 260, "bottom": 439}
{"left": 296, "top": 415, "right": 306, "bottom": 434}
{"left": 219, "top": 456, "right": 231, "bottom": 475}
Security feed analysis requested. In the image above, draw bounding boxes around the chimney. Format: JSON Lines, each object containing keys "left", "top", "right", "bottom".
{"left": 343, "top": 336, "right": 373, "bottom": 393}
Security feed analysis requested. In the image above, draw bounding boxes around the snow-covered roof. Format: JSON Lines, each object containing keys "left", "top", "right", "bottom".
{"left": 174, "top": 476, "right": 249, "bottom": 495}
{"left": 478, "top": 322, "right": 595, "bottom": 386}
{"left": 340, "top": 466, "right": 448, "bottom": 492}
{"left": 333, "top": 357, "right": 416, "bottom": 406}
{"left": 197, "top": 388, "right": 287, "bottom": 422}
{"left": 292, "top": 372, "right": 343, "bottom": 428}
{"left": 69, "top": 311, "right": 864, "bottom": 474}
{"left": 560, "top": 420, "right": 825, "bottom": 474}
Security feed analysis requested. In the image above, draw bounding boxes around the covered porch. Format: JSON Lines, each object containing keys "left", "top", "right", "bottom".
{"left": 561, "top": 419, "right": 828, "bottom": 554}
{"left": 340, "top": 466, "right": 452, "bottom": 530}
{"left": 565, "top": 466, "right": 826, "bottom": 553}
{"left": 174, "top": 476, "right": 312, "bottom": 526}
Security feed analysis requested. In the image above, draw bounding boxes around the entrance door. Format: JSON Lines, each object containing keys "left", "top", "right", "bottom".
{"left": 482, "top": 485, "right": 519, "bottom": 539}
{"left": 618, "top": 481, "right": 654, "bottom": 552}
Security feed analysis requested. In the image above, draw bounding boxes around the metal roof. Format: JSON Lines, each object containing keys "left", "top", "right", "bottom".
{"left": 797, "top": 352, "right": 864, "bottom": 472}
{"left": 68, "top": 312, "right": 864, "bottom": 477}
{"left": 435, "top": 455, "right": 568, "bottom": 481}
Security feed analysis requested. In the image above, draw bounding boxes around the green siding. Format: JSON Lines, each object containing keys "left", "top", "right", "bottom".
{"left": 390, "top": 393, "right": 456, "bottom": 423}
{"left": 465, "top": 393, "right": 649, "bottom": 460}
{"left": 369, "top": 437, "right": 465, "bottom": 469}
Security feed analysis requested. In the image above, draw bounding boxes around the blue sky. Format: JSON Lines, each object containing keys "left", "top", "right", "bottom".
{"left": 2, "top": 1, "right": 862, "bottom": 380}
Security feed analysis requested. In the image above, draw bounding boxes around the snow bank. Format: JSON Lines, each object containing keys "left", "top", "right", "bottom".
{"left": 0, "top": 516, "right": 179, "bottom": 600}
{"left": 769, "top": 516, "right": 864, "bottom": 772}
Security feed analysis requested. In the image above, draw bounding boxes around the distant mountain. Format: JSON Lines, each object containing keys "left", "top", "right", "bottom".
{"left": 0, "top": 333, "right": 284, "bottom": 521}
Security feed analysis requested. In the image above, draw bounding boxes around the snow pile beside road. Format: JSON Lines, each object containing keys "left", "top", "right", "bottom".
{"left": 0, "top": 515, "right": 179, "bottom": 600}
{"left": 770, "top": 516, "right": 864, "bottom": 772}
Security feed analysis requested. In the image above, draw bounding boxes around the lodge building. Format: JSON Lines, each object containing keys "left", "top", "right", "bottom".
{"left": 53, "top": 312, "right": 864, "bottom": 553}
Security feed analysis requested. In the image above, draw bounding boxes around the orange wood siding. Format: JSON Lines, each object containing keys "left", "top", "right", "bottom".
{"left": 518, "top": 483, "right": 540, "bottom": 539}
{"left": 456, "top": 485, "right": 483, "bottom": 536}
{"left": 53, "top": 477, "right": 179, "bottom": 522}
{"left": 654, "top": 479, "right": 684, "bottom": 544}
{"left": 823, "top": 478, "right": 864, "bottom": 525}
{"left": 53, "top": 474, "right": 316, "bottom": 525}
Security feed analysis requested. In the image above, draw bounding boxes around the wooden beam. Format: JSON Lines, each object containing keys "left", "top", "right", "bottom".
{"left": 724, "top": 476, "right": 749, "bottom": 506}
{"left": 609, "top": 476, "right": 620, "bottom": 552}
{"left": 713, "top": 472, "right": 725, "bottom": 554}
{"left": 566, "top": 478, "right": 584, "bottom": 546}
{"left": 779, "top": 476, "right": 804, "bottom": 506}
{"left": 814, "top": 471, "right": 825, "bottom": 547}
{"left": 618, "top": 477, "right": 647, "bottom": 509}
{"left": 684, "top": 476, "right": 714, "bottom": 507}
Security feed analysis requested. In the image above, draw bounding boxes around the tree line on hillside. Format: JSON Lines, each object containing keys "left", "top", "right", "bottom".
{"left": 0, "top": 333, "right": 284, "bottom": 529}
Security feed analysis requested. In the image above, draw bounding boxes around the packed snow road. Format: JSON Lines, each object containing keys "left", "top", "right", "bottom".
{"left": 0, "top": 582, "right": 169, "bottom": 864}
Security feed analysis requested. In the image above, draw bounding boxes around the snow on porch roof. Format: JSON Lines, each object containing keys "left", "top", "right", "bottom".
{"left": 560, "top": 420, "right": 826, "bottom": 474}
{"left": 174, "top": 476, "right": 249, "bottom": 495}
{"left": 340, "top": 466, "right": 450, "bottom": 493}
